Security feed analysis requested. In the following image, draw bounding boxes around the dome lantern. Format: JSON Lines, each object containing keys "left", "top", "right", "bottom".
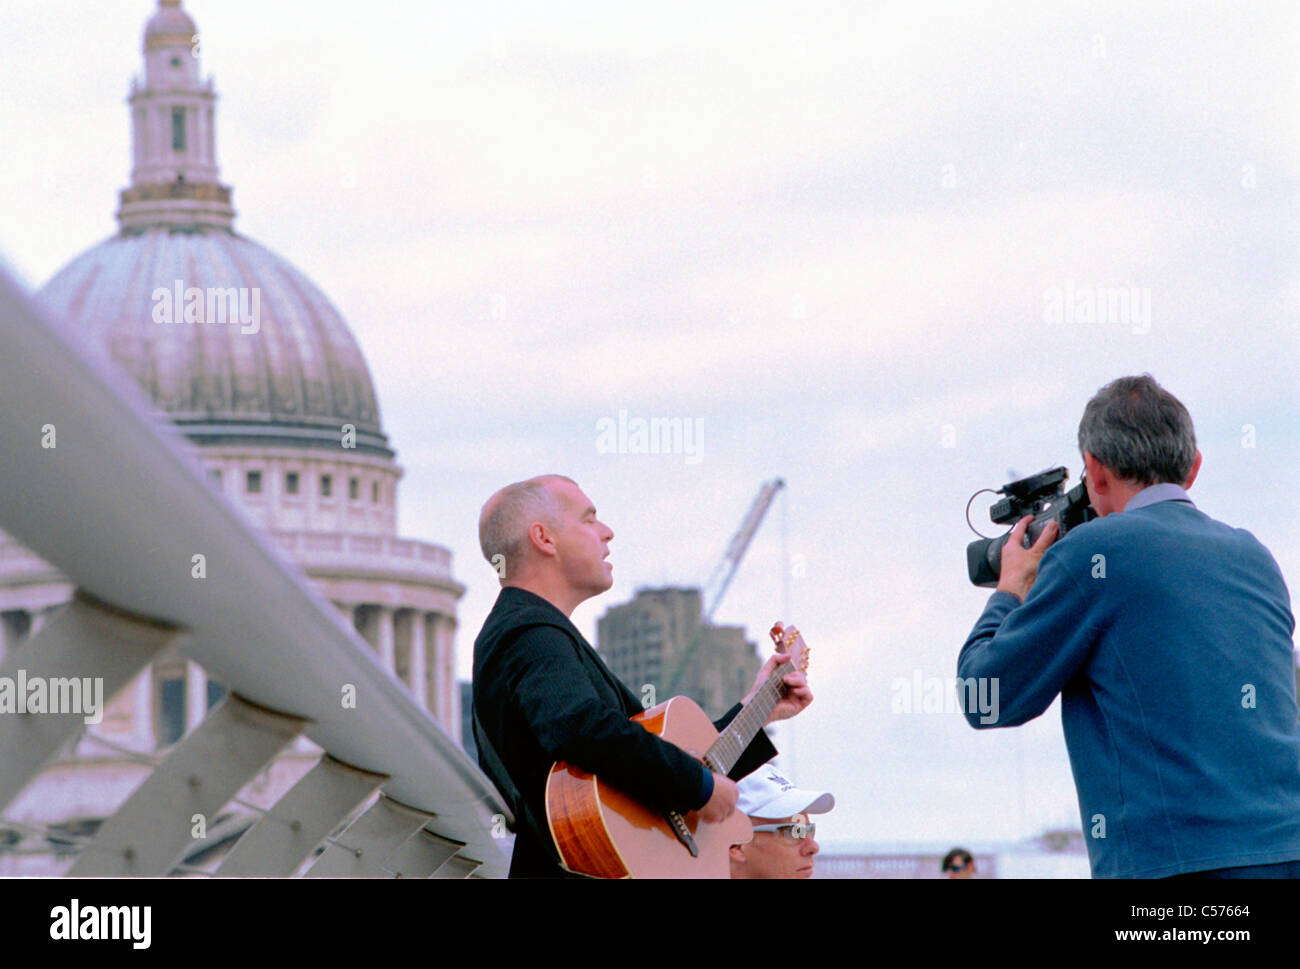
{"left": 121, "top": 0, "right": 233, "bottom": 232}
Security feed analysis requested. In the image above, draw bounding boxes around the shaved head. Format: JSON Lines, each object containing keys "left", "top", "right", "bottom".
{"left": 479, "top": 474, "right": 576, "bottom": 573}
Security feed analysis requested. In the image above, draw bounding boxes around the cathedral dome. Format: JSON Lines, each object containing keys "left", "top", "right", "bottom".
{"left": 36, "top": 228, "right": 392, "bottom": 457}
{"left": 143, "top": 0, "right": 197, "bottom": 52}
{"left": 34, "top": 0, "right": 391, "bottom": 458}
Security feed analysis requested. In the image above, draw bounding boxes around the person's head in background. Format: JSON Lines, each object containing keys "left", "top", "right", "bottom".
{"left": 942, "top": 847, "right": 976, "bottom": 878}
{"left": 729, "top": 765, "right": 834, "bottom": 879}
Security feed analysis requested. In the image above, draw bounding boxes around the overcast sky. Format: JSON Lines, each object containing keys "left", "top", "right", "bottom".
{"left": 3, "top": 0, "right": 1298, "bottom": 854}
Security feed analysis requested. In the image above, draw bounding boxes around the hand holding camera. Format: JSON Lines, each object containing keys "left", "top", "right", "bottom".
{"left": 966, "top": 466, "right": 1095, "bottom": 588}
{"left": 995, "top": 514, "right": 1059, "bottom": 602}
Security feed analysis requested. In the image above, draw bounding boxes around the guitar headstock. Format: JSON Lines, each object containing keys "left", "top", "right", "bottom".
{"left": 769, "top": 621, "right": 810, "bottom": 675}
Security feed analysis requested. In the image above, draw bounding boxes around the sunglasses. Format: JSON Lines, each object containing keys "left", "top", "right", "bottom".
{"left": 752, "top": 822, "right": 816, "bottom": 842}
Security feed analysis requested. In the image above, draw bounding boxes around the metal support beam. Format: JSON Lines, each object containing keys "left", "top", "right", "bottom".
{"left": 0, "top": 593, "right": 179, "bottom": 813}
{"left": 303, "top": 795, "right": 434, "bottom": 877}
{"left": 68, "top": 693, "right": 306, "bottom": 876}
{"left": 216, "top": 755, "right": 387, "bottom": 877}
{"left": 383, "top": 828, "right": 464, "bottom": 878}
{"left": 431, "top": 854, "right": 483, "bottom": 879}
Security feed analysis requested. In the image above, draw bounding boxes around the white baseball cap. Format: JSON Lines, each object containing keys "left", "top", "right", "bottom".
{"left": 737, "top": 764, "right": 835, "bottom": 819}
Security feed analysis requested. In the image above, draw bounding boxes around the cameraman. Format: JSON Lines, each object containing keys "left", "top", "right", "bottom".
{"left": 958, "top": 374, "right": 1300, "bottom": 878}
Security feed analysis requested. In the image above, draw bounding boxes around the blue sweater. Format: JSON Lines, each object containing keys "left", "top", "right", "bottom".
{"left": 959, "top": 489, "right": 1300, "bottom": 877}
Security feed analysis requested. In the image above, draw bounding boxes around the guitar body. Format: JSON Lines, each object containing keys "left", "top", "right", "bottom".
{"left": 545, "top": 695, "right": 753, "bottom": 878}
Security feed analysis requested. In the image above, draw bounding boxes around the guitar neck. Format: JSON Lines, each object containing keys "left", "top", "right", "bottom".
{"left": 702, "top": 660, "right": 793, "bottom": 775}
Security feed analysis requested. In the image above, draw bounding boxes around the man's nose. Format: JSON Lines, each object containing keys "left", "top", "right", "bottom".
{"left": 804, "top": 836, "right": 819, "bottom": 855}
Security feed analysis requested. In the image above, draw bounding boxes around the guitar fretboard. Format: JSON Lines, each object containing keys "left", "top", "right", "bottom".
{"left": 702, "top": 659, "right": 794, "bottom": 775}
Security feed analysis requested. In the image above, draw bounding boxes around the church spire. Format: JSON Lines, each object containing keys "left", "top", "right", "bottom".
{"left": 117, "top": 0, "right": 235, "bottom": 232}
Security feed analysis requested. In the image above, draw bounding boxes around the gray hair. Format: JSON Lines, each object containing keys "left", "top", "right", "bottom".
{"left": 478, "top": 474, "right": 576, "bottom": 572}
{"left": 1077, "top": 375, "right": 1197, "bottom": 486}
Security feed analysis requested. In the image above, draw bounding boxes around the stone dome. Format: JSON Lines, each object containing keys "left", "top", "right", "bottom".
{"left": 144, "top": 0, "right": 197, "bottom": 51}
{"left": 34, "top": 0, "right": 392, "bottom": 459}
{"left": 36, "top": 227, "right": 393, "bottom": 457}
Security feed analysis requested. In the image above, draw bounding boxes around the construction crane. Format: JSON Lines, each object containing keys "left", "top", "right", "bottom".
{"left": 663, "top": 478, "right": 786, "bottom": 695}
{"left": 701, "top": 478, "right": 787, "bottom": 621}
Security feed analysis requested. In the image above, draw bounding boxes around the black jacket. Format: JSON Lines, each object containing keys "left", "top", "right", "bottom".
{"left": 472, "top": 586, "right": 778, "bottom": 877}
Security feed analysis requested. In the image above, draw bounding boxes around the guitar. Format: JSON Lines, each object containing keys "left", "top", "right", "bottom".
{"left": 544, "top": 621, "right": 810, "bottom": 878}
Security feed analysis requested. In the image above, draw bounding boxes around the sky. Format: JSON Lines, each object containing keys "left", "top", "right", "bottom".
{"left": 2, "top": 0, "right": 1298, "bottom": 852}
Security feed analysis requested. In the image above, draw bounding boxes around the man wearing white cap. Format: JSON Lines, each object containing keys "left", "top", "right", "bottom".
{"left": 729, "top": 764, "right": 835, "bottom": 879}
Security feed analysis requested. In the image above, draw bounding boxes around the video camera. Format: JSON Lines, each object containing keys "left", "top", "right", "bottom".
{"left": 966, "top": 467, "right": 1096, "bottom": 587}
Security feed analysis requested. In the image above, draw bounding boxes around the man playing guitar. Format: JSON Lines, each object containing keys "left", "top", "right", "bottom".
{"left": 471, "top": 474, "right": 812, "bottom": 878}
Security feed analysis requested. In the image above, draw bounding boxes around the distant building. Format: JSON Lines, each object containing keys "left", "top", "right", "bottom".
{"left": 815, "top": 833, "right": 1092, "bottom": 878}
{"left": 815, "top": 850, "right": 997, "bottom": 879}
{"left": 597, "top": 587, "right": 759, "bottom": 720}
{"left": 1033, "top": 826, "right": 1088, "bottom": 854}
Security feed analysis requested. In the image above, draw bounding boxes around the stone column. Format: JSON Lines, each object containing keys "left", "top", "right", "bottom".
{"left": 424, "top": 613, "right": 440, "bottom": 721}
{"left": 445, "top": 617, "right": 460, "bottom": 739}
{"left": 409, "top": 611, "right": 427, "bottom": 712}
{"left": 376, "top": 606, "right": 395, "bottom": 674}
{"left": 428, "top": 613, "right": 457, "bottom": 731}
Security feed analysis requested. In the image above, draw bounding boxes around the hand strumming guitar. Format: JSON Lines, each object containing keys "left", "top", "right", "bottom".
{"left": 698, "top": 774, "right": 740, "bottom": 823}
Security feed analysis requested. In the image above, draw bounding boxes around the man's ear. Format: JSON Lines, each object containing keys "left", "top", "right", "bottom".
{"left": 1183, "top": 450, "right": 1202, "bottom": 490}
{"left": 729, "top": 843, "right": 746, "bottom": 863}
{"left": 527, "top": 521, "right": 556, "bottom": 558}
{"left": 1083, "top": 452, "right": 1109, "bottom": 493}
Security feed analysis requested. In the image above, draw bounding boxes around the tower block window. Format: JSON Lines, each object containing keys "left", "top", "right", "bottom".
{"left": 171, "top": 107, "right": 186, "bottom": 150}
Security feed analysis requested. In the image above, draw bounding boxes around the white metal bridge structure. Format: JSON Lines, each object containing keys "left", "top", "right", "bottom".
{"left": 0, "top": 263, "right": 510, "bottom": 878}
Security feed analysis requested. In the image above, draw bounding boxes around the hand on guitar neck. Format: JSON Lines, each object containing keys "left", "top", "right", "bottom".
{"left": 700, "top": 622, "right": 811, "bottom": 825}
{"left": 742, "top": 621, "right": 814, "bottom": 725}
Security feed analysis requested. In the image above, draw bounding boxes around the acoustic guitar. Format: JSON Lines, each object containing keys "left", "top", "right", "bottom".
{"left": 544, "top": 621, "right": 810, "bottom": 878}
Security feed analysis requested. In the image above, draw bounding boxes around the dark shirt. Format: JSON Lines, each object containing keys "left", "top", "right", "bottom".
{"left": 473, "top": 586, "right": 778, "bottom": 877}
